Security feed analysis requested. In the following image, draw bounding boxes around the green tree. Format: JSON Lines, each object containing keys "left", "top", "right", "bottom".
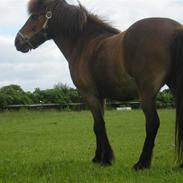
{"left": 0, "top": 85, "right": 32, "bottom": 107}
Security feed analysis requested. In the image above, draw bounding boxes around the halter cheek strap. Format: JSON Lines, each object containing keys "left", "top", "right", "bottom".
{"left": 43, "top": 11, "right": 52, "bottom": 29}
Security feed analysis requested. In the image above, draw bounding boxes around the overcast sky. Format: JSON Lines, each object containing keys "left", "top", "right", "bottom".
{"left": 1, "top": 0, "right": 183, "bottom": 91}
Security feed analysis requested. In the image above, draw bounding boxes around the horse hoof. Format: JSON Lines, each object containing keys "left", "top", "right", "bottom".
{"left": 92, "top": 147, "right": 114, "bottom": 166}
{"left": 101, "top": 159, "right": 112, "bottom": 166}
{"left": 92, "top": 156, "right": 113, "bottom": 166}
{"left": 101, "top": 153, "right": 114, "bottom": 166}
{"left": 133, "top": 162, "right": 150, "bottom": 171}
{"left": 92, "top": 156, "right": 101, "bottom": 164}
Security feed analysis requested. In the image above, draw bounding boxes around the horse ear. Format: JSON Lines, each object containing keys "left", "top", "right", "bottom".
{"left": 64, "top": 0, "right": 88, "bottom": 28}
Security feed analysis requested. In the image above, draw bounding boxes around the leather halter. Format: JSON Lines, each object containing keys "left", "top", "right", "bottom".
{"left": 18, "top": 11, "right": 53, "bottom": 49}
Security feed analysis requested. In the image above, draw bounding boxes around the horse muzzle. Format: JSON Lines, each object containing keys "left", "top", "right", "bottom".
{"left": 15, "top": 33, "right": 33, "bottom": 53}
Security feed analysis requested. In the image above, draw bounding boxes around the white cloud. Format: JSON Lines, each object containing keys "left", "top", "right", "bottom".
{"left": 0, "top": 36, "right": 73, "bottom": 91}
{"left": 0, "top": 0, "right": 28, "bottom": 28}
{"left": 0, "top": 0, "right": 183, "bottom": 91}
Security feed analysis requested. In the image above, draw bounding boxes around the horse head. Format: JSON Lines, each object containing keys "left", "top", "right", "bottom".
{"left": 15, "top": 0, "right": 58, "bottom": 53}
{"left": 15, "top": 0, "right": 87, "bottom": 53}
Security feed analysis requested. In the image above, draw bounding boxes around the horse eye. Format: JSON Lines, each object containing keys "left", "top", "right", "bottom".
{"left": 31, "top": 14, "right": 38, "bottom": 20}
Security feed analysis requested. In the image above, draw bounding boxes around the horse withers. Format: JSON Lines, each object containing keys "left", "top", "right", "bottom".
{"left": 15, "top": 0, "right": 183, "bottom": 170}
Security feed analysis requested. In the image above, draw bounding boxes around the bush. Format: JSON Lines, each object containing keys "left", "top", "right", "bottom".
{"left": 156, "top": 89, "right": 175, "bottom": 108}
{"left": 0, "top": 85, "right": 33, "bottom": 108}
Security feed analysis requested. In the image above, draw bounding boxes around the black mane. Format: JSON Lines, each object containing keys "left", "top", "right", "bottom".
{"left": 28, "top": 0, "right": 120, "bottom": 37}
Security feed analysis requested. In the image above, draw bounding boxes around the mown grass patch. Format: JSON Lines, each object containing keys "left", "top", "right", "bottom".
{"left": 0, "top": 110, "right": 183, "bottom": 183}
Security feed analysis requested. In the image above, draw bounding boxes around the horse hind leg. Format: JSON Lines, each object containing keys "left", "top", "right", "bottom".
{"left": 134, "top": 92, "right": 160, "bottom": 170}
{"left": 131, "top": 55, "right": 168, "bottom": 170}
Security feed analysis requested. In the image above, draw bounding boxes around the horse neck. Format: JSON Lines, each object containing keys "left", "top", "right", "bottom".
{"left": 52, "top": 16, "right": 119, "bottom": 63}
{"left": 53, "top": 34, "right": 74, "bottom": 61}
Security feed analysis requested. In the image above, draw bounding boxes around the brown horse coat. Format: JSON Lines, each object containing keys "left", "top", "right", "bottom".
{"left": 15, "top": 0, "right": 183, "bottom": 170}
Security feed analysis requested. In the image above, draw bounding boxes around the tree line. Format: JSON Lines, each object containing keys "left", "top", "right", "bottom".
{"left": 0, "top": 84, "right": 175, "bottom": 109}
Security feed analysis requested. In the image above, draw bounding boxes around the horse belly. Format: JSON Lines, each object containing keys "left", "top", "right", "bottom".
{"left": 95, "top": 72, "right": 138, "bottom": 101}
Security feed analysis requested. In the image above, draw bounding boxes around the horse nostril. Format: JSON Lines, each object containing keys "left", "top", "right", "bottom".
{"left": 14, "top": 34, "right": 30, "bottom": 53}
{"left": 15, "top": 34, "right": 24, "bottom": 49}
{"left": 15, "top": 37, "right": 19, "bottom": 47}
{"left": 15, "top": 36, "right": 23, "bottom": 52}
{"left": 15, "top": 37, "right": 20, "bottom": 49}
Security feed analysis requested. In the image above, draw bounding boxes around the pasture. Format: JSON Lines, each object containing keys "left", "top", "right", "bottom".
{"left": 0, "top": 110, "right": 182, "bottom": 183}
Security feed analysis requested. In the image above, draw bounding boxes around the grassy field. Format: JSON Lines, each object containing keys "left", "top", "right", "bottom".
{"left": 0, "top": 109, "right": 183, "bottom": 183}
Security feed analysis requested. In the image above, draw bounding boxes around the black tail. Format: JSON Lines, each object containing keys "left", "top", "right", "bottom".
{"left": 171, "top": 31, "right": 183, "bottom": 164}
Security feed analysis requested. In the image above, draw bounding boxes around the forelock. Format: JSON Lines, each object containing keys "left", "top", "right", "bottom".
{"left": 28, "top": 0, "right": 56, "bottom": 14}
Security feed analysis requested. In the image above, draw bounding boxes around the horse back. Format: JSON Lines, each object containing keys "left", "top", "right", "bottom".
{"left": 70, "top": 18, "right": 183, "bottom": 100}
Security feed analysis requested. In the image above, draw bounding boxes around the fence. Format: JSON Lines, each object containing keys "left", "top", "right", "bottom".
{"left": 4, "top": 101, "right": 141, "bottom": 111}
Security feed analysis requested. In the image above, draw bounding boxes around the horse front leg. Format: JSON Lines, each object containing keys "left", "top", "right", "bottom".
{"left": 134, "top": 95, "right": 160, "bottom": 170}
{"left": 84, "top": 95, "right": 114, "bottom": 165}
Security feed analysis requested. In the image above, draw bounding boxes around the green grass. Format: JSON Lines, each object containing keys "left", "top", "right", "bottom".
{"left": 0, "top": 109, "right": 182, "bottom": 183}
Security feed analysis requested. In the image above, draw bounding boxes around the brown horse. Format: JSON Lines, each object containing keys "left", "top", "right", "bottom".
{"left": 15, "top": 0, "right": 183, "bottom": 170}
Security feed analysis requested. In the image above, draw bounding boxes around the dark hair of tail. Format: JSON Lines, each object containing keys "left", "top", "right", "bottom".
{"left": 171, "top": 30, "right": 183, "bottom": 164}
